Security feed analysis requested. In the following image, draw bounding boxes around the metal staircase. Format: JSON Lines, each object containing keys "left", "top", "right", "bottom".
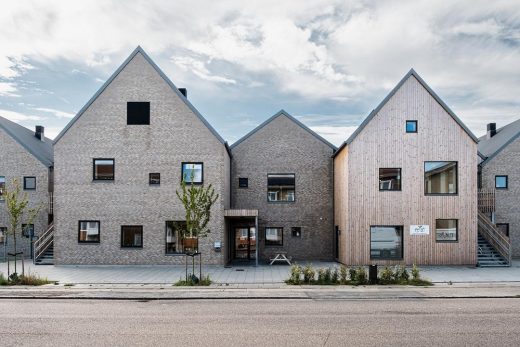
{"left": 33, "top": 223, "right": 54, "bottom": 265}
{"left": 477, "top": 211, "right": 511, "bottom": 267}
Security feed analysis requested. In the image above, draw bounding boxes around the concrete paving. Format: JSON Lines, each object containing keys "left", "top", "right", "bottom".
{"left": 1, "top": 259, "right": 519, "bottom": 285}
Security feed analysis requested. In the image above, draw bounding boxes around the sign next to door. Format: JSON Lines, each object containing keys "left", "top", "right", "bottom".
{"left": 410, "top": 225, "right": 430, "bottom": 235}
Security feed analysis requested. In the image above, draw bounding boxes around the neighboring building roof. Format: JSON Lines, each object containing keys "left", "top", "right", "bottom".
{"left": 478, "top": 118, "right": 520, "bottom": 166}
{"left": 53, "top": 46, "right": 227, "bottom": 148}
{"left": 230, "top": 109, "right": 337, "bottom": 150}
{"left": 0, "top": 115, "right": 54, "bottom": 167}
{"left": 333, "top": 69, "right": 478, "bottom": 157}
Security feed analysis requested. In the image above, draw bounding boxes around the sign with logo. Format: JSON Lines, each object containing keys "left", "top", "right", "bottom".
{"left": 410, "top": 225, "right": 429, "bottom": 235}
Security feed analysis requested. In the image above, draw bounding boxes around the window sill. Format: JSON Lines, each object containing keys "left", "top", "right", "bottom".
{"left": 165, "top": 253, "right": 186, "bottom": 256}
{"left": 120, "top": 247, "right": 143, "bottom": 249}
{"left": 78, "top": 242, "right": 100, "bottom": 244}
{"left": 435, "top": 240, "right": 459, "bottom": 243}
{"left": 425, "top": 193, "right": 458, "bottom": 196}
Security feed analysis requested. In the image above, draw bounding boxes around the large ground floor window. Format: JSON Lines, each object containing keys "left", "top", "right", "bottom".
{"left": 370, "top": 226, "right": 403, "bottom": 260}
{"left": 165, "top": 221, "right": 186, "bottom": 254}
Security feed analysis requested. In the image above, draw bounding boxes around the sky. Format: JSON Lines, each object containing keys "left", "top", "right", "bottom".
{"left": 0, "top": 0, "right": 519, "bottom": 146}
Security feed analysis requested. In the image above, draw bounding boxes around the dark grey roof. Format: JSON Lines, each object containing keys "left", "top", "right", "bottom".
{"left": 230, "top": 109, "right": 337, "bottom": 150}
{"left": 54, "top": 46, "right": 227, "bottom": 147}
{"left": 0, "top": 116, "right": 53, "bottom": 167}
{"left": 333, "top": 69, "right": 478, "bottom": 157}
{"left": 478, "top": 118, "right": 520, "bottom": 166}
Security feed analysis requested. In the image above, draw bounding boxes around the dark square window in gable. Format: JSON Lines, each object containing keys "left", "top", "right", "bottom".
{"left": 238, "top": 177, "right": 248, "bottom": 188}
{"left": 496, "top": 223, "right": 509, "bottom": 237}
{"left": 495, "top": 175, "right": 508, "bottom": 189}
{"left": 379, "top": 168, "right": 401, "bottom": 191}
{"left": 149, "top": 173, "right": 160, "bottom": 185}
{"left": 406, "top": 120, "right": 417, "bottom": 133}
{"left": 23, "top": 176, "right": 36, "bottom": 190}
{"left": 121, "top": 225, "right": 143, "bottom": 248}
{"left": 127, "top": 102, "right": 150, "bottom": 125}
{"left": 21, "top": 224, "right": 34, "bottom": 238}
{"left": 93, "top": 159, "right": 115, "bottom": 180}
{"left": 291, "top": 227, "right": 302, "bottom": 238}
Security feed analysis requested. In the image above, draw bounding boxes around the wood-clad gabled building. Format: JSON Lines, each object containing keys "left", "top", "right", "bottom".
{"left": 333, "top": 70, "right": 479, "bottom": 266}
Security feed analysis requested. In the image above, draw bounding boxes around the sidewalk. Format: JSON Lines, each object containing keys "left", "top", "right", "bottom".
{"left": 1, "top": 260, "right": 520, "bottom": 285}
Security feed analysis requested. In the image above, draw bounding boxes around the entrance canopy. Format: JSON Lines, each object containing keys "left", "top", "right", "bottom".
{"left": 225, "top": 209, "right": 259, "bottom": 266}
{"left": 224, "top": 209, "right": 258, "bottom": 218}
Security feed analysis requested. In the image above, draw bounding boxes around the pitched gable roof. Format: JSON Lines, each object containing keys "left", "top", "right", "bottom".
{"left": 478, "top": 118, "right": 520, "bottom": 166}
{"left": 333, "top": 69, "right": 478, "bottom": 157}
{"left": 53, "top": 46, "right": 226, "bottom": 146}
{"left": 230, "top": 109, "right": 337, "bottom": 150}
{"left": 0, "top": 116, "right": 53, "bottom": 167}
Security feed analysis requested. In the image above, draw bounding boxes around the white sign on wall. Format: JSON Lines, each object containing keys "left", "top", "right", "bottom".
{"left": 410, "top": 225, "right": 430, "bottom": 235}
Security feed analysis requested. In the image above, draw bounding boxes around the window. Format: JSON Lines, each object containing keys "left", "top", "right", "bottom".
{"left": 495, "top": 175, "right": 508, "bottom": 189}
{"left": 93, "top": 159, "right": 115, "bottom": 180}
{"left": 370, "top": 226, "right": 403, "bottom": 260}
{"left": 127, "top": 102, "right": 150, "bottom": 125}
{"left": 496, "top": 223, "right": 509, "bottom": 237}
{"left": 406, "top": 120, "right": 417, "bottom": 133}
{"left": 267, "top": 174, "right": 295, "bottom": 202}
{"left": 435, "top": 219, "right": 458, "bottom": 242}
{"left": 149, "top": 173, "right": 160, "bottom": 185}
{"left": 23, "top": 176, "right": 36, "bottom": 190}
{"left": 165, "top": 221, "right": 186, "bottom": 254}
{"left": 265, "top": 227, "right": 283, "bottom": 246}
{"left": 291, "top": 227, "right": 302, "bottom": 238}
{"left": 424, "top": 161, "right": 457, "bottom": 195}
{"left": 78, "top": 221, "right": 100, "bottom": 243}
{"left": 0, "top": 176, "right": 4, "bottom": 201}
{"left": 121, "top": 226, "right": 143, "bottom": 248}
{"left": 181, "top": 163, "right": 203, "bottom": 184}
{"left": 379, "top": 168, "right": 401, "bottom": 191}
{"left": 238, "top": 177, "right": 248, "bottom": 188}
{"left": 21, "top": 224, "right": 34, "bottom": 238}
{"left": 0, "top": 227, "right": 6, "bottom": 243}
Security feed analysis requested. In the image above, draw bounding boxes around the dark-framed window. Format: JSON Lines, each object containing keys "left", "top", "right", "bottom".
{"left": 496, "top": 223, "right": 509, "bottom": 237}
{"left": 267, "top": 174, "right": 295, "bottom": 202}
{"left": 149, "top": 173, "right": 160, "bottom": 185}
{"left": 78, "top": 221, "right": 100, "bottom": 243}
{"left": 291, "top": 227, "right": 302, "bottom": 238}
{"left": 379, "top": 168, "right": 401, "bottom": 191}
{"left": 424, "top": 161, "right": 457, "bottom": 195}
{"left": 93, "top": 159, "right": 115, "bottom": 180}
{"left": 127, "top": 102, "right": 150, "bottom": 125}
{"left": 21, "top": 224, "right": 34, "bottom": 238}
{"left": 121, "top": 226, "right": 143, "bottom": 248}
{"left": 370, "top": 226, "right": 403, "bottom": 260}
{"left": 495, "top": 175, "right": 508, "bottom": 189}
{"left": 406, "top": 120, "right": 417, "bottom": 133}
{"left": 238, "top": 177, "right": 248, "bottom": 188}
{"left": 23, "top": 176, "right": 36, "bottom": 190}
{"left": 0, "top": 227, "right": 6, "bottom": 243}
{"left": 435, "top": 219, "right": 458, "bottom": 242}
{"left": 165, "top": 221, "right": 186, "bottom": 254}
{"left": 0, "top": 176, "right": 5, "bottom": 201}
{"left": 181, "top": 162, "right": 203, "bottom": 184}
{"left": 265, "top": 227, "right": 283, "bottom": 246}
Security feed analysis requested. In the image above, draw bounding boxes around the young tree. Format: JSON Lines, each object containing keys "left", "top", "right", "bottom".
{"left": 4, "top": 178, "right": 42, "bottom": 276}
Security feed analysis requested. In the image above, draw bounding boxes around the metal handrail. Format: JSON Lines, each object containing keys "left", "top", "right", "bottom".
{"left": 33, "top": 223, "right": 54, "bottom": 263}
{"left": 478, "top": 211, "right": 511, "bottom": 265}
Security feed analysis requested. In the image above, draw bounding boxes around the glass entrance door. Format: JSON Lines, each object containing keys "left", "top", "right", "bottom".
{"left": 234, "top": 227, "right": 256, "bottom": 260}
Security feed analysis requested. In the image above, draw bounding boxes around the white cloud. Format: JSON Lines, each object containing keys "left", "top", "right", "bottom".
{"left": 0, "top": 109, "right": 43, "bottom": 122}
{"left": 310, "top": 125, "right": 358, "bottom": 146}
{"left": 33, "top": 107, "right": 74, "bottom": 119}
{"left": 0, "top": 82, "right": 19, "bottom": 97}
{"left": 171, "top": 56, "right": 236, "bottom": 84}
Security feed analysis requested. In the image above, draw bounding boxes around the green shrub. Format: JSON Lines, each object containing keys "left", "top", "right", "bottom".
{"left": 348, "top": 268, "right": 357, "bottom": 282}
{"left": 379, "top": 266, "right": 394, "bottom": 284}
{"left": 174, "top": 274, "right": 212, "bottom": 286}
{"left": 331, "top": 267, "right": 339, "bottom": 284}
{"left": 323, "top": 267, "right": 332, "bottom": 284}
{"left": 412, "top": 264, "right": 420, "bottom": 280}
{"left": 317, "top": 268, "right": 326, "bottom": 284}
{"left": 0, "top": 272, "right": 52, "bottom": 286}
{"left": 286, "top": 264, "right": 302, "bottom": 285}
{"left": 397, "top": 266, "right": 410, "bottom": 282}
{"left": 303, "top": 264, "right": 315, "bottom": 284}
{"left": 339, "top": 265, "right": 348, "bottom": 284}
{"left": 0, "top": 273, "right": 8, "bottom": 286}
{"left": 354, "top": 266, "right": 367, "bottom": 285}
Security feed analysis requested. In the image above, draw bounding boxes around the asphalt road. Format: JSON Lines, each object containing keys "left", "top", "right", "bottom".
{"left": 0, "top": 298, "right": 519, "bottom": 346}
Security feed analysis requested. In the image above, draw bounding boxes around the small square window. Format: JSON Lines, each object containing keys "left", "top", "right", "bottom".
{"left": 265, "top": 227, "right": 283, "bottom": 246}
{"left": 149, "top": 173, "right": 160, "bottom": 185}
{"left": 406, "top": 120, "right": 417, "bottom": 133}
{"left": 21, "top": 224, "right": 34, "bottom": 238}
{"left": 238, "top": 177, "right": 248, "bottom": 188}
{"left": 291, "top": 227, "right": 302, "bottom": 238}
{"left": 496, "top": 223, "right": 509, "bottom": 237}
{"left": 23, "top": 176, "right": 36, "bottom": 190}
{"left": 379, "top": 168, "right": 401, "bottom": 191}
{"left": 78, "top": 221, "right": 100, "bottom": 243}
{"left": 93, "top": 159, "right": 115, "bottom": 180}
{"left": 0, "top": 227, "right": 6, "bottom": 243}
{"left": 495, "top": 175, "right": 508, "bottom": 189}
{"left": 435, "top": 219, "right": 458, "bottom": 242}
{"left": 182, "top": 163, "right": 203, "bottom": 184}
{"left": 127, "top": 102, "right": 150, "bottom": 125}
{"left": 425, "top": 161, "right": 457, "bottom": 195}
{"left": 121, "top": 226, "right": 143, "bottom": 248}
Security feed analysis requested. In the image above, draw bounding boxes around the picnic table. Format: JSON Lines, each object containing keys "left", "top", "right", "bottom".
{"left": 269, "top": 252, "right": 292, "bottom": 265}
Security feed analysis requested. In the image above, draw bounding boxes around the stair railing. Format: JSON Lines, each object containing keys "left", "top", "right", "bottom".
{"left": 33, "top": 223, "right": 54, "bottom": 264}
{"left": 477, "top": 211, "right": 511, "bottom": 266}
